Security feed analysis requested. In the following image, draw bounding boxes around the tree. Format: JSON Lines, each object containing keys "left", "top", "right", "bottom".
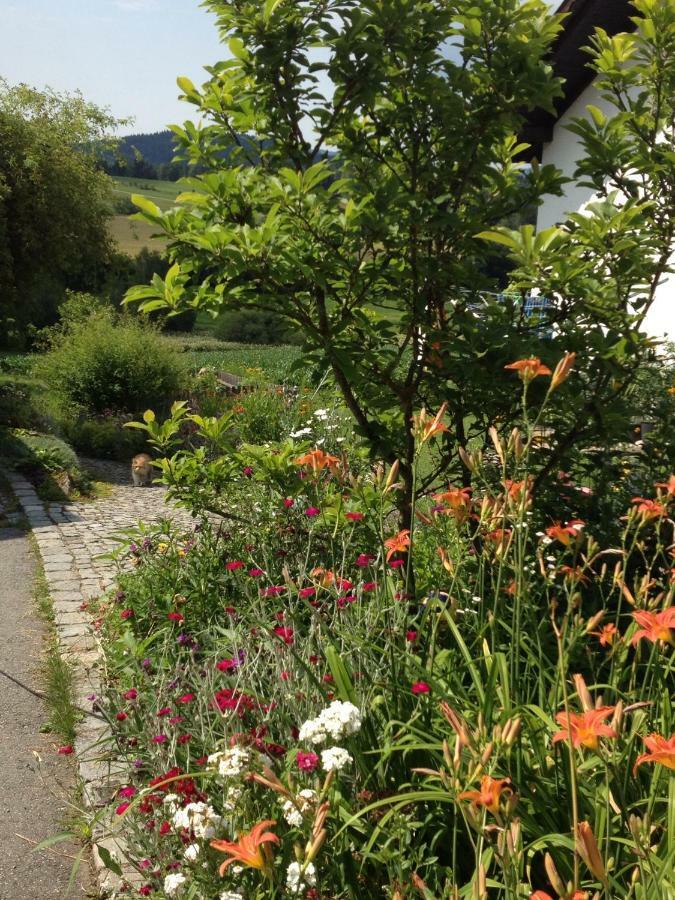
{"left": 0, "top": 81, "right": 122, "bottom": 347}
{"left": 127, "top": 0, "right": 675, "bottom": 525}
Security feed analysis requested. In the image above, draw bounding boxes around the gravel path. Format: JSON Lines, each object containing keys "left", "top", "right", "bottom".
{"left": 0, "top": 526, "right": 94, "bottom": 900}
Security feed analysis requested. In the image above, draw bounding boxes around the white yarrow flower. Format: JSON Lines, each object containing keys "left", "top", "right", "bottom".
{"left": 282, "top": 789, "right": 317, "bottom": 826}
{"left": 286, "top": 861, "right": 317, "bottom": 894}
{"left": 163, "top": 872, "right": 187, "bottom": 897}
{"left": 172, "top": 802, "right": 222, "bottom": 840}
{"left": 219, "top": 892, "right": 245, "bottom": 900}
{"left": 183, "top": 843, "right": 200, "bottom": 862}
{"left": 208, "top": 746, "right": 252, "bottom": 778}
{"left": 321, "top": 746, "right": 352, "bottom": 772}
{"left": 299, "top": 701, "right": 362, "bottom": 746}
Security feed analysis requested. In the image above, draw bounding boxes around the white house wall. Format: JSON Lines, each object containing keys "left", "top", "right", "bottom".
{"left": 538, "top": 83, "right": 675, "bottom": 342}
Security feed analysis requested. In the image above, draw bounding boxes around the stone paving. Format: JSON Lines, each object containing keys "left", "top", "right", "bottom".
{"left": 7, "top": 458, "right": 198, "bottom": 897}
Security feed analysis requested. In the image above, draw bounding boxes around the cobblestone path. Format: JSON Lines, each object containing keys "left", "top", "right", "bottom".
{"left": 6, "top": 458, "right": 198, "bottom": 895}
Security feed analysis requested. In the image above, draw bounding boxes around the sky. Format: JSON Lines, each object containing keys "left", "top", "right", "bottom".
{"left": 0, "top": 0, "right": 226, "bottom": 133}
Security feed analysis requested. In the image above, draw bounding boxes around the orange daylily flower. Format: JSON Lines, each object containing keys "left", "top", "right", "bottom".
{"left": 504, "top": 357, "right": 552, "bottom": 383}
{"left": 633, "top": 733, "right": 675, "bottom": 774}
{"left": 550, "top": 351, "right": 577, "bottom": 391}
{"left": 433, "top": 486, "right": 472, "bottom": 523}
{"left": 384, "top": 529, "right": 411, "bottom": 562}
{"left": 503, "top": 478, "right": 532, "bottom": 504}
{"left": 552, "top": 708, "right": 617, "bottom": 751}
{"left": 631, "top": 608, "right": 675, "bottom": 646}
{"left": 631, "top": 497, "right": 667, "bottom": 521}
{"left": 655, "top": 475, "right": 675, "bottom": 496}
{"left": 294, "top": 448, "right": 340, "bottom": 474}
{"left": 458, "top": 775, "right": 514, "bottom": 816}
{"left": 210, "top": 819, "right": 279, "bottom": 876}
{"left": 545, "top": 520, "right": 585, "bottom": 546}
{"left": 590, "top": 622, "right": 618, "bottom": 647}
{"left": 412, "top": 402, "right": 449, "bottom": 444}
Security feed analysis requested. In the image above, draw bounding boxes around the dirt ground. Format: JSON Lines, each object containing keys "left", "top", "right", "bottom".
{"left": 0, "top": 525, "right": 95, "bottom": 900}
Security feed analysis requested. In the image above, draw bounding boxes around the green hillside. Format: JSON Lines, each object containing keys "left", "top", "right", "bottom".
{"left": 109, "top": 176, "right": 181, "bottom": 253}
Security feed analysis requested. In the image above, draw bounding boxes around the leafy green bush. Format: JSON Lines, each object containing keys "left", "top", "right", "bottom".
{"left": 64, "top": 417, "right": 149, "bottom": 460}
{"left": 36, "top": 310, "right": 186, "bottom": 416}
{"left": 213, "top": 309, "right": 302, "bottom": 345}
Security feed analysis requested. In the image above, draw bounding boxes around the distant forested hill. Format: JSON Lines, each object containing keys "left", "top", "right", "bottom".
{"left": 118, "top": 130, "right": 177, "bottom": 167}
{"left": 102, "top": 130, "right": 186, "bottom": 180}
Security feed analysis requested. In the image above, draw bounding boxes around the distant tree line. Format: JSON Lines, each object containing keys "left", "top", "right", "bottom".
{"left": 99, "top": 130, "right": 190, "bottom": 181}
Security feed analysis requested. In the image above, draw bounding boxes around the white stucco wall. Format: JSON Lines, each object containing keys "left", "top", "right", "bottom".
{"left": 538, "top": 84, "right": 675, "bottom": 342}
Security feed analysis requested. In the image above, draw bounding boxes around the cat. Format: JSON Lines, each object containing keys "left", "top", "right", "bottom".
{"left": 131, "top": 453, "right": 153, "bottom": 487}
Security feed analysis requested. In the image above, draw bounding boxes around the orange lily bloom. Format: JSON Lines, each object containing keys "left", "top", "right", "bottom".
{"left": 590, "top": 622, "right": 618, "bottom": 647}
{"left": 504, "top": 357, "right": 552, "bottom": 383}
{"left": 294, "top": 448, "right": 340, "bottom": 474}
{"left": 545, "top": 520, "right": 585, "bottom": 546}
{"left": 631, "top": 608, "right": 675, "bottom": 646}
{"left": 458, "top": 775, "right": 514, "bottom": 816}
{"left": 412, "top": 402, "right": 449, "bottom": 444}
{"left": 550, "top": 351, "right": 577, "bottom": 391}
{"left": 210, "top": 819, "right": 279, "bottom": 876}
{"left": 631, "top": 497, "right": 667, "bottom": 521}
{"left": 433, "top": 486, "right": 472, "bottom": 523}
{"left": 655, "top": 475, "right": 675, "bottom": 496}
{"left": 384, "top": 529, "right": 411, "bottom": 562}
{"left": 552, "top": 708, "right": 617, "bottom": 751}
{"left": 633, "top": 733, "right": 675, "bottom": 773}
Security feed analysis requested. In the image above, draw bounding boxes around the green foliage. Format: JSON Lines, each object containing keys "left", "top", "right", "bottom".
{"left": 127, "top": 0, "right": 675, "bottom": 528}
{"left": 64, "top": 417, "right": 149, "bottom": 461}
{"left": 213, "top": 308, "right": 302, "bottom": 345}
{"left": 35, "top": 309, "right": 186, "bottom": 416}
{"left": 0, "top": 80, "right": 123, "bottom": 347}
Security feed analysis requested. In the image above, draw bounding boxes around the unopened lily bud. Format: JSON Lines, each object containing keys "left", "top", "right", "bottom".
{"left": 585, "top": 611, "right": 605, "bottom": 634}
{"left": 458, "top": 446, "right": 476, "bottom": 472}
{"left": 550, "top": 351, "right": 576, "bottom": 391}
{"left": 478, "top": 864, "right": 487, "bottom": 899}
{"left": 508, "top": 427, "right": 524, "bottom": 460}
{"left": 480, "top": 741, "right": 493, "bottom": 766}
{"left": 572, "top": 673, "right": 594, "bottom": 713}
{"left": 544, "top": 852, "right": 566, "bottom": 897}
{"left": 385, "top": 459, "right": 400, "bottom": 491}
{"left": 489, "top": 426, "right": 505, "bottom": 466}
{"left": 443, "top": 739, "right": 454, "bottom": 772}
{"left": 575, "top": 821, "right": 608, "bottom": 886}
{"left": 611, "top": 700, "right": 623, "bottom": 734}
{"left": 503, "top": 717, "right": 521, "bottom": 746}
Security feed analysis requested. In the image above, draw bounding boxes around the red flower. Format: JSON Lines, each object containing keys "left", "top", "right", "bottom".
{"left": 118, "top": 786, "right": 136, "bottom": 799}
{"left": 411, "top": 681, "right": 430, "bottom": 695}
{"left": 296, "top": 751, "right": 320, "bottom": 772}
{"left": 123, "top": 689, "right": 138, "bottom": 701}
{"left": 159, "top": 821, "right": 171, "bottom": 835}
{"left": 139, "top": 887, "right": 152, "bottom": 897}
{"left": 298, "top": 587, "right": 316, "bottom": 598}
{"left": 178, "top": 734, "right": 191, "bottom": 745}
{"left": 152, "top": 734, "right": 167, "bottom": 744}
{"left": 362, "top": 581, "right": 377, "bottom": 592}
{"left": 305, "top": 506, "right": 321, "bottom": 517}
{"left": 167, "top": 612, "right": 183, "bottom": 622}
{"left": 120, "top": 608, "right": 134, "bottom": 620}
{"left": 345, "top": 511, "right": 365, "bottom": 521}
{"left": 273, "top": 626, "right": 294, "bottom": 646}
{"left": 177, "top": 694, "right": 195, "bottom": 704}
{"left": 248, "top": 568, "right": 264, "bottom": 577}
{"left": 226, "top": 560, "right": 244, "bottom": 571}
{"left": 116, "top": 802, "right": 131, "bottom": 816}
{"left": 156, "top": 707, "right": 171, "bottom": 717}
{"left": 283, "top": 498, "right": 294, "bottom": 508}
{"left": 406, "top": 630, "right": 418, "bottom": 642}
{"left": 57, "top": 745, "right": 73, "bottom": 755}
{"left": 631, "top": 608, "right": 675, "bottom": 645}
{"left": 116, "top": 711, "right": 128, "bottom": 721}
{"left": 261, "top": 586, "right": 285, "bottom": 597}
{"left": 356, "top": 553, "right": 374, "bottom": 567}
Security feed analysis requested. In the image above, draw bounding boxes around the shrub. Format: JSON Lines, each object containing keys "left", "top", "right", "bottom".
{"left": 213, "top": 308, "right": 301, "bottom": 345}
{"left": 64, "top": 417, "right": 149, "bottom": 461}
{"left": 36, "top": 310, "right": 186, "bottom": 416}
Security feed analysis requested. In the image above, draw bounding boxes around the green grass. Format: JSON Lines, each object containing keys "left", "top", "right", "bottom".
{"left": 109, "top": 176, "right": 180, "bottom": 254}
{"left": 165, "top": 335, "right": 303, "bottom": 382}
{"left": 111, "top": 176, "right": 182, "bottom": 210}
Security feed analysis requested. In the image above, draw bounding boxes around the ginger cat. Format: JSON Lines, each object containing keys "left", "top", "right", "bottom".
{"left": 131, "top": 453, "right": 153, "bottom": 487}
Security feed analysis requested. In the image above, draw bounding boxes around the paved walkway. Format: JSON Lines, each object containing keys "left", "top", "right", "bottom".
{"left": 6, "top": 458, "right": 198, "bottom": 897}
{"left": 0, "top": 525, "right": 94, "bottom": 899}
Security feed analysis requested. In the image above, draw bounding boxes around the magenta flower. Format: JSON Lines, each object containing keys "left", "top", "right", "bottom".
{"left": 345, "top": 512, "right": 365, "bottom": 521}
{"left": 296, "top": 751, "right": 320, "bottom": 772}
{"left": 283, "top": 498, "right": 294, "bottom": 508}
{"left": 411, "top": 681, "right": 430, "bottom": 695}
{"left": 249, "top": 568, "right": 264, "bottom": 577}
{"left": 226, "top": 561, "right": 244, "bottom": 571}
{"left": 298, "top": 587, "right": 316, "bottom": 599}
{"left": 152, "top": 734, "right": 168, "bottom": 744}
{"left": 122, "top": 688, "right": 138, "bottom": 701}
{"left": 115, "top": 802, "right": 131, "bottom": 816}
{"left": 305, "top": 506, "right": 321, "bottom": 517}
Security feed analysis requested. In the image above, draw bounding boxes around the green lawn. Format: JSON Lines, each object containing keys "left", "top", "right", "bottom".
{"left": 111, "top": 176, "right": 182, "bottom": 210}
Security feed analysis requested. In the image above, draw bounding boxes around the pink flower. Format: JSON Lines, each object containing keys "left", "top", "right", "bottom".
{"left": 177, "top": 694, "right": 194, "bottom": 704}
{"left": 152, "top": 735, "right": 167, "bottom": 744}
{"left": 167, "top": 612, "right": 184, "bottom": 622}
{"left": 305, "top": 506, "right": 321, "bottom": 517}
{"left": 248, "top": 568, "right": 264, "bottom": 577}
{"left": 390, "top": 559, "right": 405, "bottom": 569}
{"left": 298, "top": 587, "right": 316, "bottom": 599}
{"left": 118, "top": 786, "right": 137, "bottom": 799}
{"left": 345, "top": 512, "right": 365, "bottom": 521}
{"left": 411, "top": 681, "right": 430, "bottom": 695}
{"left": 281, "top": 671, "right": 290, "bottom": 681}
{"left": 274, "top": 626, "right": 295, "bottom": 646}
{"left": 116, "top": 802, "right": 131, "bottom": 816}
{"left": 57, "top": 745, "right": 73, "bottom": 755}
{"left": 406, "top": 630, "right": 418, "bottom": 642}
{"left": 123, "top": 689, "right": 138, "bottom": 701}
{"left": 168, "top": 716, "right": 183, "bottom": 726}
{"left": 296, "top": 751, "right": 320, "bottom": 772}
{"left": 120, "top": 608, "right": 134, "bottom": 620}
{"left": 116, "top": 711, "right": 128, "bottom": 721}
{"left": 156, "top": 707, "right": 171, "bottom": 717}
{"left": 243, "top": 466, "right": 254, "bottom": 477}
{"left": 226, "top": 561, "right": 244, "bottom": 571}
{"left": 356, "top": 554, "right": 373, "bottom": 567}
{"left": 283, "top": 498, "right": 294, "bottom": 509}
{"left": 362, "top": 581, "right": 377, "bottom": 592}
{"left": 261, "top": 586, "right": 286, "bottom": 597}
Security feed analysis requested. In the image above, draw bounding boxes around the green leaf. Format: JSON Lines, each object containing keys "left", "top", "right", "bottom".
{"left": 95, "top": 843, "right": 123, "bottom": 877}
{"left": 131, "top": 194, "right": 161, "bottom": 218}
{"left": 263, "top": 0, "right": 284, "bottom": 22}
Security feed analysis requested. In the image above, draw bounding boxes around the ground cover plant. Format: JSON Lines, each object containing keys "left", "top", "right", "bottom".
{"left": 88, "top": 353, "right": 674, "bottom": 899}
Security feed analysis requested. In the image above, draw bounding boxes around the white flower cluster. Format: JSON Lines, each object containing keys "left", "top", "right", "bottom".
{"left": 286, "top": 861, "right": 317, "bottom": 895}
{"left": 172, "top": 802, "right": 222, "bottom": 840}
{"left": 183, "top": 843, "right": 200, "bottom": 862}
{"left": 298, "top": 700, "right": 362, "bottom": 745}
{"left": 321, "top": 746, "right": 353, "bottom": 773}
{"left": 223, "top": 784, "right": 244, "bottom": 812}
{"left": 220, "top": 892, "right": 245, "bottom": 900}
{"left": 282, "top": 788, "right": 317, "bottom": 827}
{"left": 208, "top": 746, "right": 252, "bottom": 779}
{"left": 164, "top": 872, "right": 187, "bottom": 897}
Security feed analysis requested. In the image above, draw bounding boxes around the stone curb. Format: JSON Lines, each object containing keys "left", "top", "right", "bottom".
{"left": 7, "top": 473, "right": 138, "bottom": 897}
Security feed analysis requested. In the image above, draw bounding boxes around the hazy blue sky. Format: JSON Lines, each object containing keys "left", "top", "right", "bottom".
{"left": 0, "top": 0, "right": 226, "bottom": 133}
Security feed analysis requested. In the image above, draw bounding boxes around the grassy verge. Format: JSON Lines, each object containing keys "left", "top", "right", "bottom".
{"left": 30, "top": 537, "right": 80, "bottom": 745}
